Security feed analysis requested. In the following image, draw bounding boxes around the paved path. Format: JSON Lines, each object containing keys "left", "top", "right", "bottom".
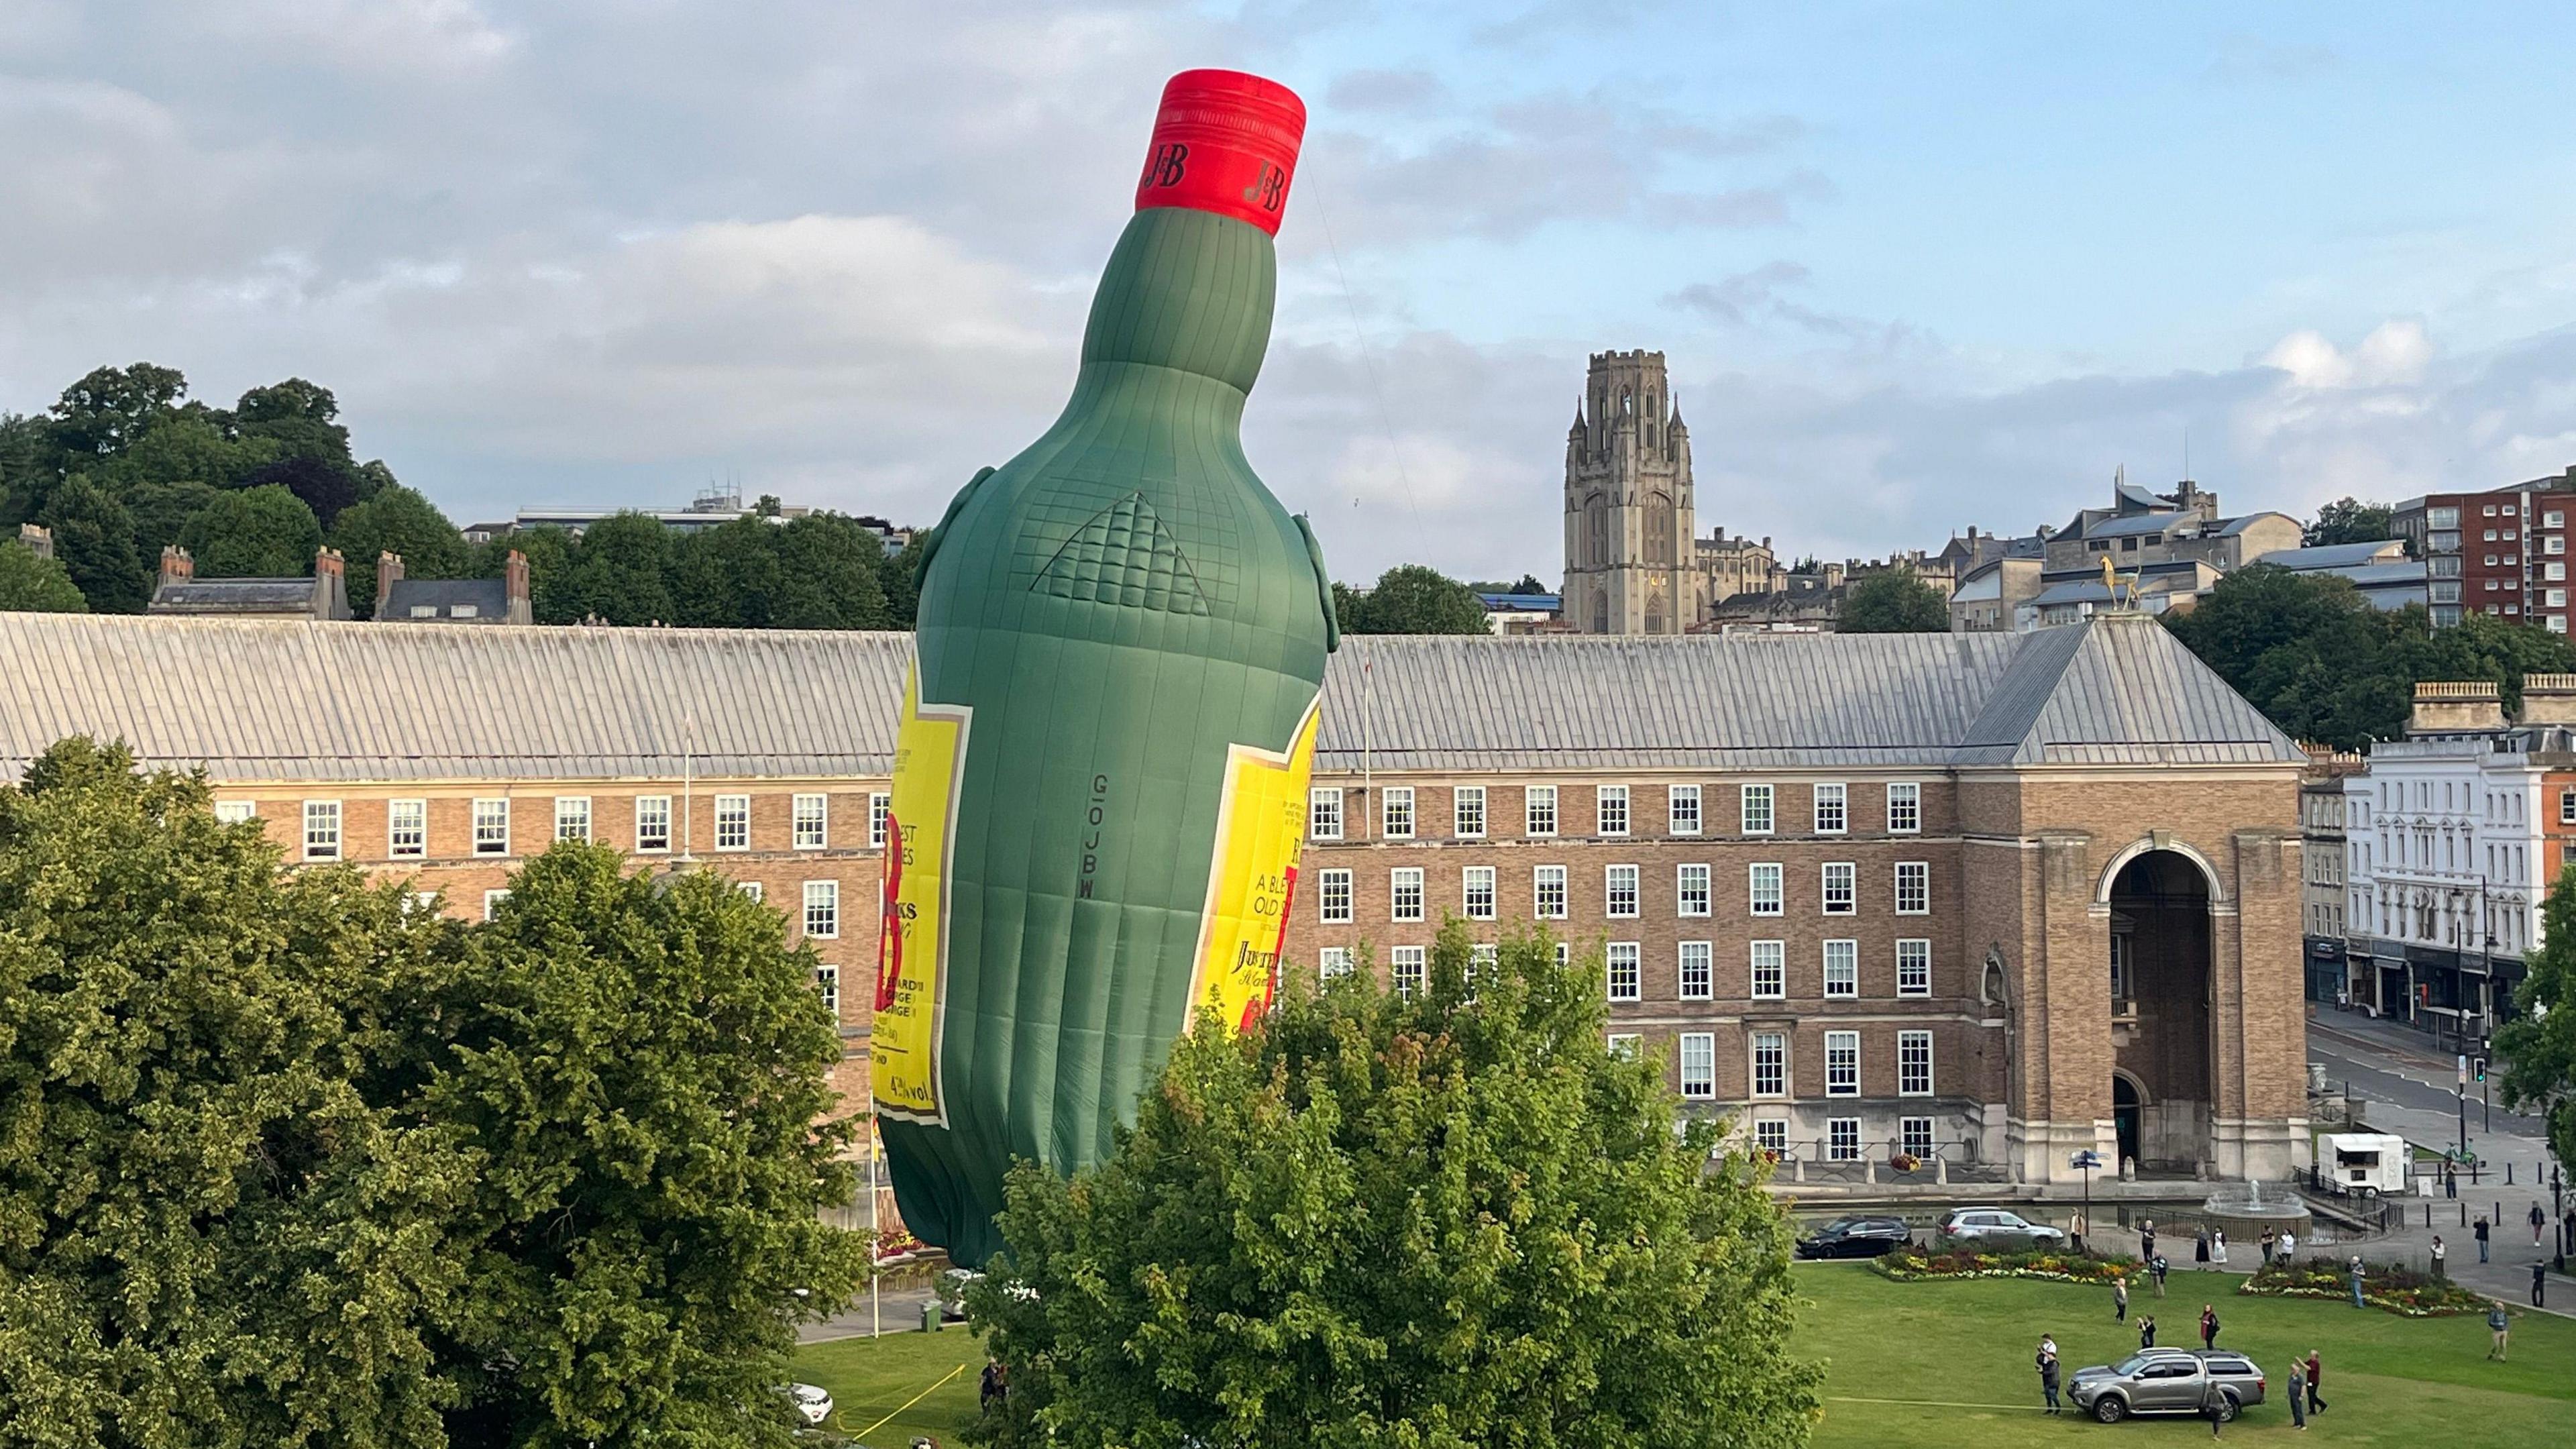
{"left": 797, "top": 1284, "right": 946, "bottom": 1343}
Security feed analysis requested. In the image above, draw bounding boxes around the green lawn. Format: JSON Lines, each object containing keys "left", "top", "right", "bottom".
{"left": 793, "top": 1266, "right": 2576, "bottom": 1446}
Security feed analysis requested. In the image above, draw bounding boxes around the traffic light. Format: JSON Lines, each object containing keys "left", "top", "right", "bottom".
{"left": 2473, "top": 1057, "right": 2487, "bottom": 1084}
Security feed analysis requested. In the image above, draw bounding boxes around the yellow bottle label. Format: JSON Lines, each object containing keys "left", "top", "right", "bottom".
{"left": 873, "top": 664, "right": 970, "bottom": 1126}
{"left": 1186, "top": 697, "right": 1322, "bottom": 1033}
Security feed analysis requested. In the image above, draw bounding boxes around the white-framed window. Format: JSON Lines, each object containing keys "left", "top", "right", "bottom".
{"left": 1827, "top": 1118, "right": 1862, "bottom": 1161}
{"left": 1823, "top": 939, "right": 1858, "bottom": 998}
{"left": 482, "top": 888, "right": 509, "bottom": 921}
{"left": 1754, "top": 1119, "right": 1789, "bottom": 1154}
{"left": 1901, "top": 1116, "right": 1935, "bottom": 1158}
{"left": 555, "top": 796, "right": 591, "bottom": 843}
{"left": 1678, "top": 1032, "right": 1715, "bottom": 1099}
{"left": 1319, "top": 869, "right": 1353, "bottom": 923}
{"left": 1454, "top": 786, "right": 1487, "bottom": 839}
{"left": 1607, "top": 1032, "right": 1642, "bottom": 1061}
{"left": 1383, "top": 786, "right": 1415, "bottom": 839}
{"left": 1468, "top": 943, "right": 1497, "bottom": 998}
{"left": 303, "top": 800, "right": 342, "bottom": 861}
{"left": 1391, "top": 945, "right": 1426, "bottom": 1000}
{"left": 1677, "top": 863, "right": 1710, "bottom": 916}
{"left": 1898, "top": 1030, "right": 1933, "bottom": 1096}
{"left": 715, "top": 794, "right": 751, "bottom": 851}
{"left": 792, "top": 793, "right": 828, "bottom": 849}
{"left": 1825, "top": 1030, "right": 1860, "bottom": 1096}
{"left": 870, "top": 793, "right": 892, "bottom": 849}
{"left": 1605, "top": 864, "right": 1639, "bottom": 918}
{"left": 472, "top": 798, "right": 509, "bottom": 856}
{"left": 1391, "top": 868, "right": 1424, "bottom": 922}
{"left": 1749, "top": 862, "right": 1783, "bottom": 916}
{"left": 1741, "top": 784, "right": 1774, "bottom": 835}
{"left": 1751, "top": 1031, "right": 1786, "bottom": 1097}
{"left": 1678, "top": 940, "right": 1713, "bottom": 1000}
{"left": 1534, "top": 865, "right": 1568, "bottom": 920}
{"left": 213, "top": 800, "right": 257, "bottom": 824}
{"left": 409, "top": 890, "right": 439, "bottom": 916}
{"left": 1597, "top": 784, "right": 1629, "bottom": 836}
{"left": 1606, "top": 942, "right": 1641, "bottom": 1002}
{"left": 802, "top": 880, "right": 839, "bottom": 938}
{"left": 1554, "top": 941, "right": 1571, "bottom": 967}
{"left": 1319, "top": 946, "right": 1354, "bottom": 981}
{"left": 1897, "top": 938, "right": 1931, "bottom": 997}
{"left": 1309, "top": 788, "right": 1344, "bottom": 841}
{"left": 1669, "top": 784, "right": 1701, "bottom": 836}
{"left": 388, "top": 798, "right": 427, "bottom": 858}
{"left": 1894, "top": 861, "right": 1929, "bottom": 914}
{"left": 1813, "top": 783, "right": 1846, "bottom": 834}
{"left": 1750, "top": 939, "right": 1785, "bottom": 998}
{"left": 1887, "top": 782, "right": 1921, "bottom": 834}
{"left": 1821, "top": 862, "right": 1856, "bottom": 914}
{"left": 737, "top": 880, "right": 764, "bottom": 903}
{"left": 816, "top": 964, "right": 840, "bottom": 1017}
{"left": 635, "top": 796, "right": 672, "bottom": 853}
{"left": 1525, "top": 785, "right": 1558, "bottom": 837}
{"left": 1463, "top": 866, "right": 1496, "bottom": 920}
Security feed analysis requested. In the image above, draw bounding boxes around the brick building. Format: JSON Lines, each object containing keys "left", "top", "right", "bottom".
{"left": 0, "top": 610, "right": 2311, "bottom": 1187}
{"left": 2392, "top": 465, "right": 2576, "bottom": 629}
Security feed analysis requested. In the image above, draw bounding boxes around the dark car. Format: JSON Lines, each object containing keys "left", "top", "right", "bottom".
{"left": 2068, "top": 1348, "right": 2267, "bottom": 1424}
{"left": 1795, "top": 1216, "right": 1913, "bottom": 1259}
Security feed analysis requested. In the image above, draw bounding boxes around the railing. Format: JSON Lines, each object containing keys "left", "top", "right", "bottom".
{"left": 1750, "top": 1136, "right": 2004, "bottom": 1185}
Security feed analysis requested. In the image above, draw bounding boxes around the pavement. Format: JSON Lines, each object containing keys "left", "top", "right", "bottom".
{"left": 797, "top": 1283, "right": 947, "bottom": 1343}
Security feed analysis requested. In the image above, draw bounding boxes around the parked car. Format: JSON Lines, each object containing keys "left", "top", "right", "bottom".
{"left": 2068, "top": 1349, "right": 2266, "bottom": 1424}
{"left": 782, "top": 1382, "right": 834, "bottom": 1427}
{"left": 1794, "top": 1216, "right": 1913, "bottom": 1259}
{"left": 936, "top": 1267, "right": 982, "bottom": 1321}
{"left": 1932, "top": 1206, "right": 2066, "bottom": 1252}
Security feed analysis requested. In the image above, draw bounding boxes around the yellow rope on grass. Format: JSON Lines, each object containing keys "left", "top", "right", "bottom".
{"left": 843, "top": 1362, "right": 969, "bottom": 1442}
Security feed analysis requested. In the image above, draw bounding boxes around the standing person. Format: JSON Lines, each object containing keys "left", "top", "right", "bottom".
{"left": 2286, "top": 1357, "right": 2308, "bottom": 1430}
{"left": 2152, "top": 1252, "right": 2170, "bottom": 1297}
{"left": 2139, "top": 1313, "right": 2157, "bottom": 1349}
{"left": 2532, "top": 1201, "right": 2548, "bottom": 1247}
{"left": 2305, "top": 1350, "right": 2327, "bottom": 1414}
{"left": 2196, "top": 1228, "right": 2211, "bottom": 1264}
{"left": 2348, "top": 1256, "right": 2367, "bottom": 1309}
{"left": 2200, "top": 1371, "right": 2230, "bottom": 1438}
{"left": 2071, "top": 1209, "right": 2088, "bottom": 1255}
{"left": 2036, "top": 1336, "right": 2061, "bottom": 1415}
{"left": 2279, "top": 1226, "right": 2297, "bottom": 1264}
{"left": 2445, "top": 1162, "right": 2457, "bottom": 1199}
{"left": 2534, "top": 1260, "right": 2548, "bottom": 1308}
{"left": 2431, "top": 1235, "right": 2447, "bottom": 1281}
{"left": 2487, "top": 1301, "right": 2512, "bottom": 1361}
{"left": 2260, "top": 1226, "right": 2276, "bottom": 1266}
{"left": 2113, "top": 1276, "right": 2129, "bottom": 1322}
{"left": 2199, "top": 1303, "right": 2220, "bottom": 1348}
{"left": 2213, "top": 1228, "right": 2229, "bottom": 1267}
{"left": 2476, "top": 1214, "right": 2491, "bottom": 1263}
{"left": 2140, "top": 1217, "right": 2157, "bottom": 1263}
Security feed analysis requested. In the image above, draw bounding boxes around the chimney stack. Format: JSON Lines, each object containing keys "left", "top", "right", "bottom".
{"left": 504, "top": 548, "right": 532, "bottom": 625}
{"left": 375, "top": 551, "right": 405, "bottom": 620}
{"left": 2409, "top": 680, "right": 2507, "bottom": 736}
{"left": 158, "top": 545, "right": 194, "bottom": 588}
{"left": 2516, "top": 673, "right": 2576, "bottom": 727}
{"left": 312, "top": 548, "right": 349, "bottom": 621}
{"left": 17, "top": 523, "right": 52, "bottom": 560}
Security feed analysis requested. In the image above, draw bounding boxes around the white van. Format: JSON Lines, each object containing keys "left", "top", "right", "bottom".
{"left": 2320, "top": 1132, "right": 2409, "bottom": 1196}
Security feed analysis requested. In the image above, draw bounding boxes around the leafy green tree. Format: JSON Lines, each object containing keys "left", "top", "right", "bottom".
{"left": 555, "top": 512, "right": 675, "bottom": 625}
{"left": 37, "top": 474, "right": 149, "bottom": 612}
{"left": 2497, "top": 866, "right": 2576, "bottom": 1172}
{"left": 178, "top": 483, "right": 323, "bottom": 578}
{"left": 419, "top": 847, "right": 869, "bottom": 1446}
{"left": 667, "top": 517, "right": 779, "bottom": 629}
{"left": 1837, "top": 569, "right": 1949, "bottom": 633}
{"left": 123, "top": 477, "right": 223, "bottom": 557}
{"left": 1337, "top": 563, "right": 1492, "bottom": 635}
{"left": 46, "top": 362, "right": 189, "bottom": 458}
{"left": 472, "top": 527, "right": 579, "bottom": 624}
{"left": 241, "top": 452, "right": 364, "bottom": 531}
{"left": 0, "top": 539, "right": 87, "bottom": 612}
{"left": 967, "top": 920, "right": 1821, "bottom": 1449}
{"left": 333, "top": 486, "right": 468, "bottom": 616}
{"left": 2303, "top": 497, "right": 2396, "bottom": 548}
{"left": 0, "top": 739, "right": 467, "bottom": 1448}
{"left": 879, "top": 531, "right": 928, "bottom": 628}
{"left": 767, "top": 514, "right": 891, "bottom": 629}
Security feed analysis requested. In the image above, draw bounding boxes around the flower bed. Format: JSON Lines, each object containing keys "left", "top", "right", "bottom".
{"left": 2237, "top": 1256, "right": 2489, "bottom": 1317}
{"left": 1877, "top": 1244, "right": 2141, "bottom": 1286}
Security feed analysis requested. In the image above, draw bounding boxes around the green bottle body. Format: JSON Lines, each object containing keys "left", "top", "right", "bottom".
{"left": 874, "top": 206, "right": 1334, "bottom": 1266}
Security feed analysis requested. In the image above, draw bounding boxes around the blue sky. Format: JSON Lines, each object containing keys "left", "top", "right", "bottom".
{"left": 4, "top": 1, "right": 2574, "bottom": 582}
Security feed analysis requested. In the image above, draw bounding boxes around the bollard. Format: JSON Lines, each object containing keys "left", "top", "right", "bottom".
{"left": 2507, "top": 1163, "right": 2514, "bottom": 1185}
{"left": 1936, "top": 1156, "right": 1948, "bottom": 1185}
{"left": 1864, "top": 1158, "right": 1876, "bottom": 1185}
{"left": 2461, "top": 1203, "right": 2468, "bottom": 1228}
{"left": 2424, "top": 1203, "right": 2432, "bottom": 1229}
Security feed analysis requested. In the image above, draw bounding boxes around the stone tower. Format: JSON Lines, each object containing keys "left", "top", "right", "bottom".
{"left": 1562, "top": 350, "right": 1701, "bottom": 634}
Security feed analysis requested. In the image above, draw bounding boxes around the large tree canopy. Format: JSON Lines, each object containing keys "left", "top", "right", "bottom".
{"left": 1336, "top": 563, "right": 1492, "bottom": 635}
{"left": 332, "top": 485, "right": 469, "bottom": 616}
{"left": 177, "top": 483, "right": 323, "bottom": 578}
{"left": 0, "top": 538, "right": 88, "bottom": 612}
{"left": 967, "top": 921, "right": 1821, "bottom": 1449}
{"left": 1836, "top": 569, "right": 1949, "bottom": 633}
{"left": 2496, "top": 865, "right": 2576, "bottom": 1173}
{"left": 2303, "top": 496, "right": 2398, "bottom": 548}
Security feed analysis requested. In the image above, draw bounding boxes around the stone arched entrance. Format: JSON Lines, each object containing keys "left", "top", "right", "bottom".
{"left": 2108, "top": 850, "right": 2216, "bottom": 1175}
{"left": 2112, "top": 1071, "right": 2144, "bottom": 1169}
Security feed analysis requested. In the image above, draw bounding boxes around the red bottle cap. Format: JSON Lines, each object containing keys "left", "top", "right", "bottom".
{"left": 1134, "top": 68, "right": 1305, "bottom": 237}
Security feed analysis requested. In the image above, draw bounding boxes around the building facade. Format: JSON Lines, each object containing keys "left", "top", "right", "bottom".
{"left": 1563, "top": 350, "right": 1701, "bottom": 635}
{"left": 0, "top": 611, "right": 2312, "bottom": 1189}
{"left": 2392, "top": 466, "right": 2576, "bottom": 630}
{"left": 2300, "top": 750, "right": 2361, "bottom": 1004}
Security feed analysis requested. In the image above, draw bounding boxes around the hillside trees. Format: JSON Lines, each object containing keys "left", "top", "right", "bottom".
{"left": 1837, "top": 570, "right": 1949, "bottom": 633}
{"left": 0, "top": 538, "right": 88, "bottom": 612}
{"left": 1335, "top": 562, "right": 1491, "bottom": 634}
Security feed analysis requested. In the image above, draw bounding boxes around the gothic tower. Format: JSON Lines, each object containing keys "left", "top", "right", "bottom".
{"left": 1562, "top": 350, "right": 1700, "bottom": 634}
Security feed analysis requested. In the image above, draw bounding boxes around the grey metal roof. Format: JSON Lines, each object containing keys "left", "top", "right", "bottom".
{"left": 2216, "top": 511, "right": 2296, "bottom": 537}
{"left": 2028, "top": 580, "right": 2115, "bottom": 607}
{"left": 2259, "top": 541, "right": 2406, "bottom": 570}
{"left": 152, "top": 578, "right": 322, "bottom": 612}
{"left": 0, "top": 611, "right": 2304, "bottom": 785}
{"left": 2083, "top": 513, "right": 2190, "bottom": 539}
{"left": 381, "top": 577, "right": 511, "bottom": 619}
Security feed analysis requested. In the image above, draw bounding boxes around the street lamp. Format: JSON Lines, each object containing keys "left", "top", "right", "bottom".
{"left": 2071, "top": 1150, "right": 2102, "bottom": 1254}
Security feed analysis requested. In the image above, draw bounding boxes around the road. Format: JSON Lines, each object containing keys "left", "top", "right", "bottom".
{"left": 2308, "top": 1016, "right": 2549, "bottom": 1144}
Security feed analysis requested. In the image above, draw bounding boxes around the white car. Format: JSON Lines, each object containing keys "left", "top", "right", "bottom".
{"left": 786, "top": 1382, "right": 833, "bottom": 1427}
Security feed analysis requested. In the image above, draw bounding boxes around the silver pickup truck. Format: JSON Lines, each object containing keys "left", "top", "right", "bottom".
{"left": 2068, "top": 1348, "right": 2268, "bottom": 1423}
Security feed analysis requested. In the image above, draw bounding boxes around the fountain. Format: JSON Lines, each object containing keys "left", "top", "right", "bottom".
{"left": 2200, "top": 1179, "right": 2312, "bottom": 1248}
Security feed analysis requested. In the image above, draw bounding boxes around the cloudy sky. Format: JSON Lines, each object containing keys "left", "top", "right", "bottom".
{"left": 7, "top": 2, "right": 2576, "bottom": 584}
